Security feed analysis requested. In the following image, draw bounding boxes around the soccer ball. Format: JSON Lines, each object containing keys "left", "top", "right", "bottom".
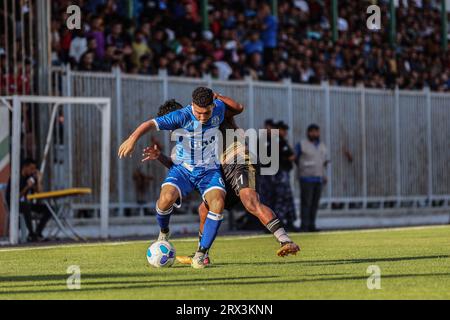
{"left": 146, "top": 241, "right": 176, "bottom": 268}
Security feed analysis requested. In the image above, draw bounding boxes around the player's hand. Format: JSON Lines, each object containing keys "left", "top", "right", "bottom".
{"left": 26, "top": 177, "right": 35, "bottom": 188}
{"left": 118, "top": 138, "right": 136, "bottom": 159}
{"left": 35, "top": 171, "right": 43, "bottom": 182}
{"left": 142, "top": 145, "right": 161, "bottom": 163}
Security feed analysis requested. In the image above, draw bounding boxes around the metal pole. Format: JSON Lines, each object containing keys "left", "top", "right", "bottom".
{"left": 20, "top": 0, "right": 26, "bottom": 95}
{"left": 29, "top": 0, "right": 34, "bottom": 94}
{"left": 442, "top": 0, "right": 448, "bottom": 51}
{"left": 394, "top": 87, "right": 401, "bottom": 206}
{"left": 389, "top": 0, "right": 396, "bottom": 48}
{"left": 286, "top": 79, "right": 294, "bottom": 144}
{"left": 201, "top": 0, "right": 209, "bottom": 31}
{"left": 324, "top": 82, "right": 332, "bottom": 201}
{"left": 3, "top": 0, "right": 9, "bottom": 95}
{"left": 39, "top": 103, "right": 60, "bottom": 175}
{"left": 114, "top": 67, "right": 124, "bottom": 217}
{"left": 361, "top": 85, "right": 367, "bottom": 207}
{"left": 331, "top": 0, "right": 338, "bottom": 43}
{"left": 12, "top": 0, "right": 18, "bottom": 94}
{"left": 247, "top": 76, "right": 255, "bottom": 129}
{"left": 425, "top": 88, "right": 433, "bottom": 205}
{"left": 65, "top": 65, "right": 73, "bottom": 190}
{"left": 100, "top": 101, "right": 111, "bottom": 239}
{"left": 10, "top": 96, "right": 22, "bottom": 245}
{"left": 37, "top": 0, "right": 51, "bottom": 96}
{"left": 286, "top": 78, "right": 296, "bottom": 217}
{"left": 160, "top": 69, "right": 170, "bottom": 157}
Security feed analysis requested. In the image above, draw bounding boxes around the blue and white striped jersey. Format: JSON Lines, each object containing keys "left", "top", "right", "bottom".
{"left": 153, "top": 99, "right": 226, "bottom": 169}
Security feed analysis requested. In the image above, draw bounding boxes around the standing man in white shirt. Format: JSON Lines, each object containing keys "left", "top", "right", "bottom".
{"left": 295, "top": 124, "right": 329, "bottom": 232}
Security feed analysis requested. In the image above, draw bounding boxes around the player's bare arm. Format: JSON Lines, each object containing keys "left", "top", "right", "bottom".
{"left": 118, "top": 120, "right": 157, "bottom": 158}
{"left": 142, "top": 145, "right": 174, "bottom": 170}
{"left": 214, "top": 93, "right": 244, "bottom": 118}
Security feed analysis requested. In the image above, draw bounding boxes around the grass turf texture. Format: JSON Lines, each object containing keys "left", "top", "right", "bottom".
{"left": 0, "top": 226, "right": 449, "bottom": 300}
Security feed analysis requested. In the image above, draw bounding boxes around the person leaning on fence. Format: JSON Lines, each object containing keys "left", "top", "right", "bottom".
{"left": 271, "top": 121, "right": 297, "bottom": 231}
{"left": 5, "top": 159, "right": 51, "bottom": 242}
{"left": 295, "top": 124, "right": 329, "bottom": 233}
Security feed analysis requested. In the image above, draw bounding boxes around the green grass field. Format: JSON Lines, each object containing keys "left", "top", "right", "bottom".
{"left": 0, "top": 226, "right": 449, "bottom": 300}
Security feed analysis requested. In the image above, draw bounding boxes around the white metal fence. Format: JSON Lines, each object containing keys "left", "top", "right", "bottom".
{"left": 50, "top": 67, "right": 450, "bottom": 216}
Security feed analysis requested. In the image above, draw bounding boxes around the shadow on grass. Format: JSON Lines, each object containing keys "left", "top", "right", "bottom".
{"left": 0, "top": 273, "right": 152, "bottom": 283}
{"left": 0, "top": 275, "right": 280, "bottom": 291}
{"left": 2, "top": 272, "right": 450, "bottom": 296}
{"left": 218, "top": 254, "right": 450, "bottom": 267}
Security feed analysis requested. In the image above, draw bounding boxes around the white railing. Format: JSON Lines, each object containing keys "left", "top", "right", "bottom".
{"left": 50, "top": 66, "right": 450, "bottom": 216}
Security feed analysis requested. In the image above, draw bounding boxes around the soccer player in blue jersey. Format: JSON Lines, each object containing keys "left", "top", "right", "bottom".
{"left": 142, "top": 99, "right": 300, "bottom": 266}
{"left": 118, "top": 87, "right": 243, "bottom": 268}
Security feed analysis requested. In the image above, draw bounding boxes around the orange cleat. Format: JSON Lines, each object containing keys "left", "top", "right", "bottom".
{"left": 277, "top": 242, "right": 301, "bottom": 257}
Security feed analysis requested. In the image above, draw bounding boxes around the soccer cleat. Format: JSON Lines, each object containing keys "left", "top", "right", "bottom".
{"left": 277, "top": 242, "right": 301, "bottom": 257}
{"left": 176, "top": 255, "right": 193, "bottom": 265}
{"left": 191, "top": 252, "right": 208, "bottom": 269}
{"left": 157, "top": 230, "right": 170, "bottom": 242}
{"left": 176, "top": 253, "right": 211, "bottom": 266}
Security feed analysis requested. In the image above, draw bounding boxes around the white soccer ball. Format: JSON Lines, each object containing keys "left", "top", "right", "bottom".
{"left": 146, "top": 241, "right": 176, "bottom": 268}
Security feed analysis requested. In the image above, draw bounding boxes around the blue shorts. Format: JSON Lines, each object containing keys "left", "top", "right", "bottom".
{"left": 162, "top": 164, "right": 226, "bottom": 207}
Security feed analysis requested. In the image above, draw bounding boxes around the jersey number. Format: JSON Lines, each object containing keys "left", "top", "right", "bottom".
{"left": 238, "top": 174, "right": 244, "bottom": 186}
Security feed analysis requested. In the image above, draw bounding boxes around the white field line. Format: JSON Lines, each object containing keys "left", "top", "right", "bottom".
{"left": 0, "top": 225, "right": 449, "bottom": 253}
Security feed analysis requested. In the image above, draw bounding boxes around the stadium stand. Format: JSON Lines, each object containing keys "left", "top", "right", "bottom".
{"left": 41, "top": 0, "right": 450, "bottom": 91}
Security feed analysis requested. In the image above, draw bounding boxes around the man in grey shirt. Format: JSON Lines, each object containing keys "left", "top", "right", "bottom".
{"left": 295, "top": 124, "right": 329, "bottom": 232}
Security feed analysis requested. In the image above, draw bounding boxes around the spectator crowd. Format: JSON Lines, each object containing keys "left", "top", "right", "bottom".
{"left": 48, "top": 0, "right": 450, "bottom": 91}
{"left": 1, "top": 0, "right": 449, "bottom": 92}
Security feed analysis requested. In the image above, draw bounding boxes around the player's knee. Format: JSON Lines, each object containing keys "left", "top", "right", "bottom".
{"left": 158, "top": 190, "right": 179, "bottom": 210}
{"left": 206, "top": 197, "right": 225, "bottom": 214}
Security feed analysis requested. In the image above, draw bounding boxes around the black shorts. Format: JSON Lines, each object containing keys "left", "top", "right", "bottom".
{"left": 222, "top": 163, "right": 259, "bottom": 210}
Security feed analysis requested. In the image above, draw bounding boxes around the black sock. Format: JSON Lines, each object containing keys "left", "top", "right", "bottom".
{"left": 266, "top": 218, "right": 283, "bottom": 234}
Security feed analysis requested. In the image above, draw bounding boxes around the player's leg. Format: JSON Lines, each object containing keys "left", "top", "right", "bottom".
{"left": 239, "top": 188, "right": 300, "bottom": 257}
{"left": 227, "top": 163, "right": 300, "bottom": 256}
{"left": 155, "top": 185, "right": 179, "bottom": 240}
{"left": 191, "top": 170, "right": 226, "bottom": 268}
{"left": 198, "top": 188, "right": 225, "bottom": 250}
{"left": 176, "top": 202, "right": 210, "bottom": 265}
{"left": 156, "top": 165, "right": 193, "bottom": 241}
{"left": 198, "top": 202, "right": 208, "bottom": 234}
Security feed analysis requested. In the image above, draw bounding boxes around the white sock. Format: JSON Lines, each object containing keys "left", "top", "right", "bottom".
{"left": 274, "top": 228, "right": 291, "bottom": 244}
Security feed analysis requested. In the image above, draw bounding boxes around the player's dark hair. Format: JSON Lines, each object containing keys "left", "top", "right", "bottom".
{"left": 157, "top": 99, "right": 183, "bottom": 117}
{"left": 192, "top": 87, "right": 214, "bottom": 108}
